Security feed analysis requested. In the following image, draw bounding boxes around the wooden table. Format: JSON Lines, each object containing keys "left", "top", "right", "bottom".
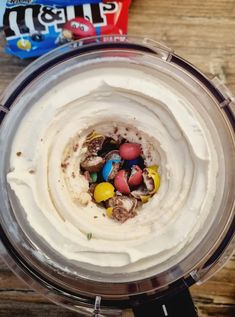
{"left": 0, "top": 0, "right": 234, "bottom": 316}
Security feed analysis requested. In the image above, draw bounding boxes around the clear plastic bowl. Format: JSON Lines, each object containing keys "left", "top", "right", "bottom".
{"left": 0, "top": 36, "right": 234, "bottom": 316}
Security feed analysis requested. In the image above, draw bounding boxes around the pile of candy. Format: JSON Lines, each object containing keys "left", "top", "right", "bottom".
{"left": 80, "top": 131, "right": 160, "bottom": 223}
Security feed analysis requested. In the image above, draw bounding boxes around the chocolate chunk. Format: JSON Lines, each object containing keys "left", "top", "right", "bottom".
{"left": 142, "top": 168, "right": 155, "bottom": 194}
{"left": 88, "top": 136, "right": 105, "bottom": 154}
{"left": 89, "top": 183, "right": 97, "bottom": 197}
{"left": 85, "top": 133, "right": 105, "bottom": 154}
{"left": 106, "top": 195, "right": 137, "bottom": 213}
{"left": 112, "top": 207, "right": 136, "bottom": 223}
{"left": 109, "top": 162, "right": 121, "bottom": 180}
{"left": 98, "top": 138, "right": 119, "bottom": 157}
{"left": 131, "top": 185, "right": 149, "bottom": 200}
{"left": 105, "top": 150, "right": 121, "bottom": 161}
{"left": 81, "top": 156, "right": 105, "bottom": 172}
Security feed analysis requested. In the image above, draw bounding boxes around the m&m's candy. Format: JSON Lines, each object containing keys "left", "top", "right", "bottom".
{"left": 102, "top": 159, "right": 121, "bottom": 181}
{"left": 114, "top": 170, "right": 130, "bottom": 194}
{"left": 80, "top": 129, "right": 161, "bottom": 223}
{"left": 106, "top": 207, "right": 113, "bottom": 218}
{"left": 119, "top": 143, "right": 141, "bottom": 160}
{"left": 85, "top": 132, "right": 105, "bottom": 154}
{"left": 131, "top": 185, "right": 150, "bottom": 203}
{"left": 81, "top": 156, "right": 105, "bottom": 172}
{"left": 105, "top": 150, "right": 121, "bottom": 161}
{"left": 143, "top": 168, "right": 160, "bottom": 194}
{"left": 148, "top": 165, "right": 159, "bottom": 172}
{"left": 128, "top": 165, "right": 143, "bottom": 187}
{"left": 94, "top": 182, "right": 115, "bottom": 203}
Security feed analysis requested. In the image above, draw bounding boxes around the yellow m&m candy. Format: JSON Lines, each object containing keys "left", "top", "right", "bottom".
{"left": 94, "top": 182, "right": 115, "bottom": 203}
{"left": 146, "top": 167, "right": 160, "bottom": 193}
{"left": 148, "top": 165, "right": 159, "bottom": 173}
{"left": 140, "top": 195, "right": 150, "bottom": 203}
{"left": 106, "top": 207, "right": 113, "bottom": 218}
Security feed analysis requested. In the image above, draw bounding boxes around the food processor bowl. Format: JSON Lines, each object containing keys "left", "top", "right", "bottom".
{"left": 0, "top": 36, "right": 234, "bottom": 317}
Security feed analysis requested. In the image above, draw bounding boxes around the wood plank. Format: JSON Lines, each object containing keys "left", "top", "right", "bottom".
{"left": 0, "top": 257, "right": 234, "bottom": 315}
{"left": 0, "top": 301, "right": 81, "bottom": 317}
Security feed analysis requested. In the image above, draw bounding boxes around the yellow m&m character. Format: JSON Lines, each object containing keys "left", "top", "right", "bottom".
{"left": 17, "top": 39, "right": 32, "bottom": 51}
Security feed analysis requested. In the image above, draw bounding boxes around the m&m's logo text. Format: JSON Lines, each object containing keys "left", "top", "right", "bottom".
{"left": 4, "top": 3, "right": 118, "bottom": 38}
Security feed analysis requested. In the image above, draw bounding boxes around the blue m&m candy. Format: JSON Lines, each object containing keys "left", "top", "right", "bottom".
{"left": 102, "top": 159, "right": 121, "bottom": 181}
{"left": 124, "top": 158, "right": 140, "bottom": 169}
{"left": 123, "top": 156, "right": 145, "bottom": 170}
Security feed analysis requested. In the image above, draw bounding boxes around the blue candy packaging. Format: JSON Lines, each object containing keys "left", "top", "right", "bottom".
{"left": 0, "top": 0, "right": 131, "bottom": 58}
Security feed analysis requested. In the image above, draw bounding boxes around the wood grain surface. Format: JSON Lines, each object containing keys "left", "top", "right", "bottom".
{"left": 0, "top": 0, "right": 235, "bottom": 316}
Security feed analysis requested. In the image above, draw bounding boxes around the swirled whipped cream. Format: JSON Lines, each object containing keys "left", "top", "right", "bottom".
{"left": 7, "top": 65, "right": 220, "bottom": 272}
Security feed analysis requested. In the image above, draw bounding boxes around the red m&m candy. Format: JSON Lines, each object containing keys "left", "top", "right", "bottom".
{"left": 114, "top": 170, "right": 130, "bottom": 194}
{"left": 119, "top": 143, "right": 141, "bottom": 160}
{"left": 128, "top": 165, "right": 143, "bottom": 187}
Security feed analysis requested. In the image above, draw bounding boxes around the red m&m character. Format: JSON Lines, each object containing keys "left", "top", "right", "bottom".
{"left": 62, "top": 18, "right": 96, "bottom": 40}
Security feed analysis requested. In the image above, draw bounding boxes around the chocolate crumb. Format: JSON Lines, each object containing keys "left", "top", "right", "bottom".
{"left": 16, "top": 152, "right": 22, "bottom": 156}
{"left": 40, "top": 138, "right": 43, "bottom": 142}
{"left": 94, "top": 216, "right": 98, "bottom": 219}
{"left": 61, "top": 162, "right": 69, "bottom": 169}
{"left": 72, "top": 172, "right": 76, "bottom": 178}
{"left": 73, "top": 144, "right": 79, "bottom": 152}
{"left": 114, "top": 127, "right": 118, "bottom": 134}
{"left": 139, "top": 137, "right": 142, "bottom": 141}
{"left": 61, "top": 162, "right": 69, "bottom": 172}
{"left": 102, "top": 213, "right": 106, "bottom": 217}
{"left": 125, "top": 127, "right": 129, "bottom": 131}
{"left": 29, "top": 170, "right": 35, "bottom": 174}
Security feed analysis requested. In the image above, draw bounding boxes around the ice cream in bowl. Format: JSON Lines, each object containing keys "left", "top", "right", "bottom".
{"left": 0, "top": 37, "right": 234, "bottom": 313}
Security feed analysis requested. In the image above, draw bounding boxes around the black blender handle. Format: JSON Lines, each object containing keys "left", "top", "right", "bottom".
{"left": 132, "top": 288, "right": 198, "bottom": 317}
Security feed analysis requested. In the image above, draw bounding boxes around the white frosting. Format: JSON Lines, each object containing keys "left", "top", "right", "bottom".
{"left": 7, "top": 65, "right": 220, "bottom": 273}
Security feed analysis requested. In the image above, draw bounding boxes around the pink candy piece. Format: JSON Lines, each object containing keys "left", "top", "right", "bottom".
{"left": 114, "top": 170, "right": 130, "bottom": 194}
{"left": 119, "top": 143, "right": 141, "bottom": 160}
{"left": 128, "top": 165, "right": 143, "bottom": 187}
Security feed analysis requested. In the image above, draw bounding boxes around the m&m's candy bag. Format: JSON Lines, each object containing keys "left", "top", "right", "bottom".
{"left": 0, "top": 0, "right": 132, "bottom": 59}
